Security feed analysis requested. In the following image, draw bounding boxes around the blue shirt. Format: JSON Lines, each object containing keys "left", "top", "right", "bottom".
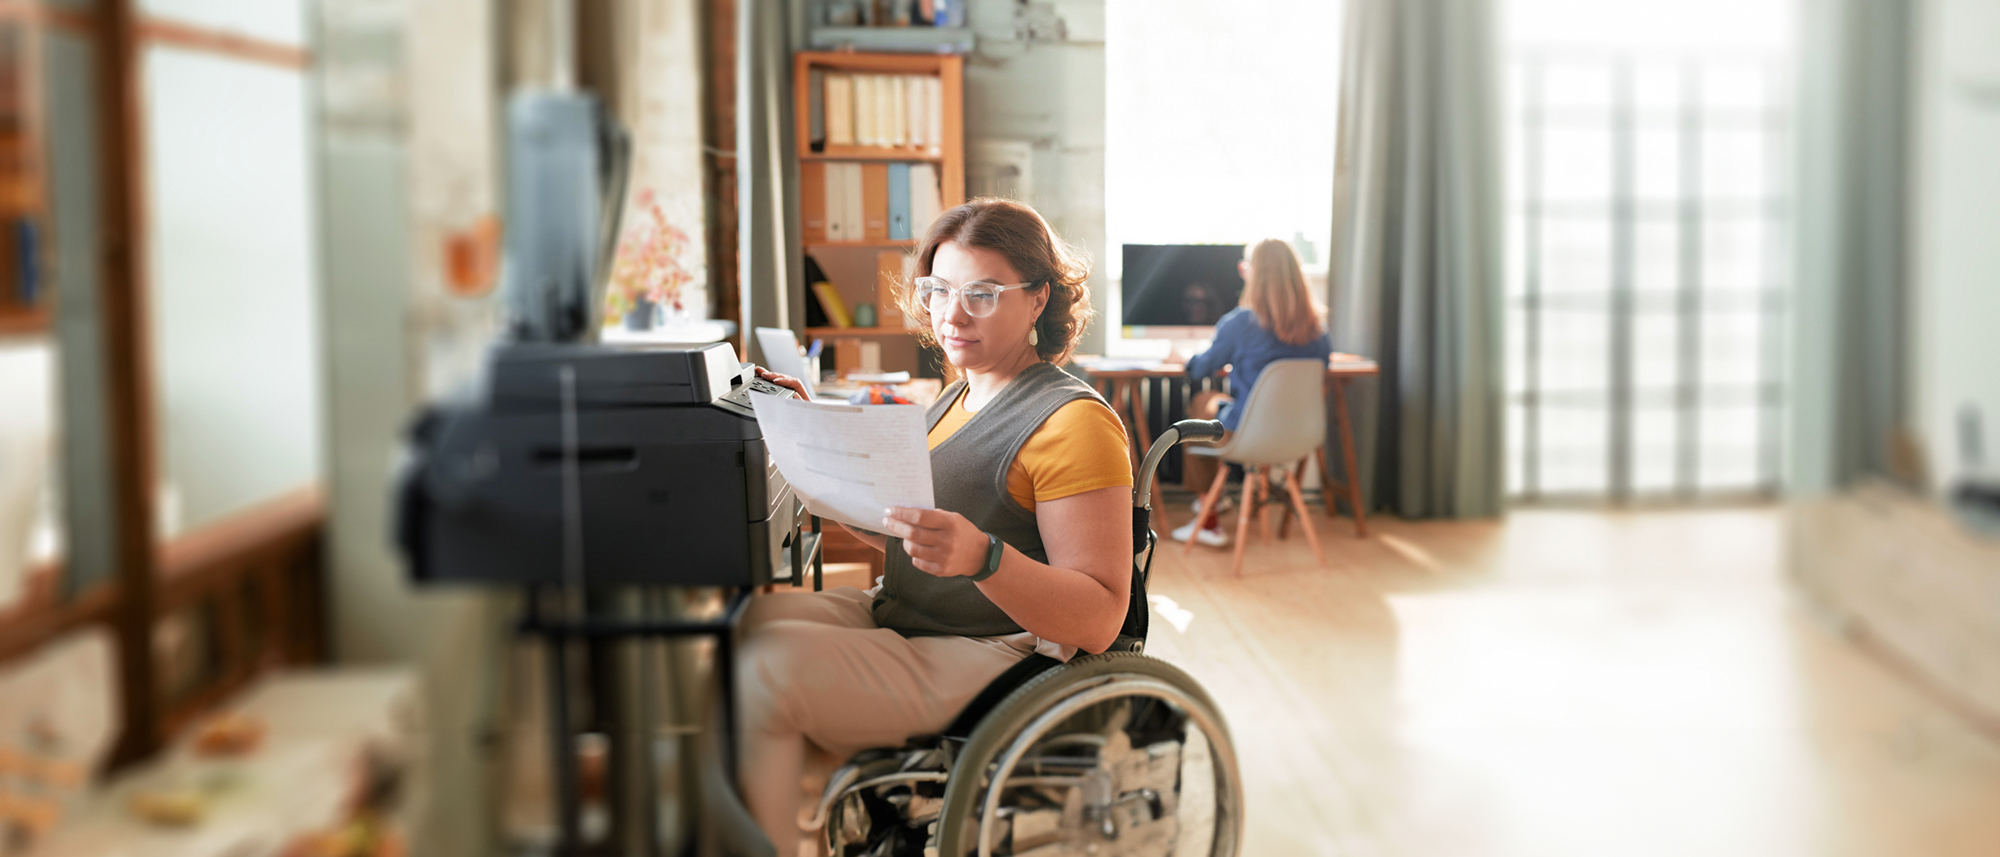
{"left": 1185, "top": 307, "right": 1332, "bottom": 431}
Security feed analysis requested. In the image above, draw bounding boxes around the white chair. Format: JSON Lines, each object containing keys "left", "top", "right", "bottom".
{"left": 1183, "top": 358, "right": 1327, "bottom": 576}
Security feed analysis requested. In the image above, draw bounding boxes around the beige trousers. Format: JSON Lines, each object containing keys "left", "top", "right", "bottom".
{"left": 735, "top": 586, "right": 1030, "bottom": 852}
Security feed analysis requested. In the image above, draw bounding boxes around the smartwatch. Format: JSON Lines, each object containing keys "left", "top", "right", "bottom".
{"left": 969, "top": 531, "right": 1004, "bottom": 582}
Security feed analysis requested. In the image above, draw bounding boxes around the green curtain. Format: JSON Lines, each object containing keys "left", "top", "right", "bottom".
{"left": 1327, "top": 0, "right": 1504, "bottom": 519}
{"left": 1789, "top": 0, "right": 1913, "bottom": 494}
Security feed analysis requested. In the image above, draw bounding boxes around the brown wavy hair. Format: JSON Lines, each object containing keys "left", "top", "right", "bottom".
{"left": 896, "top": 198, "right": 1095, "bottom": 365}
{"left": 1241, "top": 238, "right": 1325, "bottom": 346}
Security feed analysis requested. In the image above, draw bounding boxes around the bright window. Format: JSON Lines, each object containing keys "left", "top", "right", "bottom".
{"left": 1504, "top": 0, "right": 1795, "bottom": 500}
{"left": 1104, "top": 0, "right": 1343, "bottom": 299}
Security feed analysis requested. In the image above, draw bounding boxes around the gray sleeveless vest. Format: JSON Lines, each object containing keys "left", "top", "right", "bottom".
{"left": 870, "top": 362, "right": 1106, "bottom": 637}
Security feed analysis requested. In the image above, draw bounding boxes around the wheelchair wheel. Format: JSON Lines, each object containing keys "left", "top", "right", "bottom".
{"left": 934, "top": 652, "right": 1243, "bottom": 857}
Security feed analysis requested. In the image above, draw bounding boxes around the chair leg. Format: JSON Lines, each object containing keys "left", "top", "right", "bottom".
{"left": 1255, "top": 468, "right": 1274, "bottom": 545}
{"left": 1277, "top": 459, "right": 1308, "bottom": 540}
{"left": 1185, "top": 464, "right": 1230, "bottom": 556}
{"left": 1283, "top": 458, "right": 1326, "bottom": 567}
{"left": 1231, "top": 470, "right": 1256, "bottom": 577}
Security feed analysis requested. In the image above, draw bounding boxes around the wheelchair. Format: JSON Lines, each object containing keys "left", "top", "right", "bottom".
{"left": 802, "top": 419, "right": 1245, "bottom": 857}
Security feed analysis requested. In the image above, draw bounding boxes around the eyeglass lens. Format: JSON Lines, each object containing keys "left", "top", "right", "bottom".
{"left": 918, "top": 280, "right": 1000, "bottom": 317}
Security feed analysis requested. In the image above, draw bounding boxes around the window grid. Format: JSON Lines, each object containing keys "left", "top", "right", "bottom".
{"left": 1509, "top": 51, "right": 1789, "bottom": 502}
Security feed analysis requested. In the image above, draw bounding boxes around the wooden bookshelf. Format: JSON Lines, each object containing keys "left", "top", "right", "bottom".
{"left": 792, "top": 50, "right": 964, "bottom": 198}
{"left": 791, "top": 50, "right": 964, "bottom": 378}
{"left": 803, "top": 147, "right": 944, "bottom": 163}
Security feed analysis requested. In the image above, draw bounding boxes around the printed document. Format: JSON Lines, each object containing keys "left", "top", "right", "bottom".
{"left": 748, "top": 394, "right": 935, "bottom": 530}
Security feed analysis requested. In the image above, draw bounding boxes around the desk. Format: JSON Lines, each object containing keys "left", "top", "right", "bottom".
{"left": 1073, "top": 362, "right": 1184, "bottom": 474}
{"left": 814, "top": 376, "right": 943, "bottom": 407}
{"left": 1074, "top": 355, "right": 1379, "bottom": 536}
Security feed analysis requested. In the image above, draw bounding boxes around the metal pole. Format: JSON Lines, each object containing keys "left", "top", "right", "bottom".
{"left": 545, "top": 594, "right": 582, "bottom": 849}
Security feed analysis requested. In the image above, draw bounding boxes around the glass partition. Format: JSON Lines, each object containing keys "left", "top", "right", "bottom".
{"left": 0, "top": 17, "right": 62, "bottom": 615}
{"left": 0, "top": 340, "right": 59, "bottom": 617}
{"left": 142, "top": 41, "right": 321, "bottom": 538}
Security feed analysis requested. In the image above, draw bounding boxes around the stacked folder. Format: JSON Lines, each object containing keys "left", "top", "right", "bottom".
{"left": 801, "top": 161, "right": 944, "bottom": 244}
{"left": 811, "top": 72, "right": 945, "bottom": 153}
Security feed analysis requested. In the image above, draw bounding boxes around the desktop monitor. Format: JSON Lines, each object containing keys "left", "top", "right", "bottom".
{"left": 1119, "top": 243, "right": 1245, "bottom": 339}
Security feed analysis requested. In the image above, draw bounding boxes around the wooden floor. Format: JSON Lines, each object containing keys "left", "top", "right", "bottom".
{"left": 1141, "top": 504, "right": 2000, "bottom": 856}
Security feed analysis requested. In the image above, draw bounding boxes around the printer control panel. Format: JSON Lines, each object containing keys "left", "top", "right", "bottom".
{"left": 717, "top": 364, "right": 798, "bottom": 416}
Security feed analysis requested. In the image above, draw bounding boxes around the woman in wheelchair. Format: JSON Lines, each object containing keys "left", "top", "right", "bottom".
{"left": 747, "top": 198, "right": 1139, "bottom": 852}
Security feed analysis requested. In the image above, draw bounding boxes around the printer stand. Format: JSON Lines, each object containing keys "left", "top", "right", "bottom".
{"left": 514, "top": 523, "right": 823, "bottom": 857}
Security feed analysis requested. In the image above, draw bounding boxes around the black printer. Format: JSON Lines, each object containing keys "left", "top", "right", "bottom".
{"left": 396, "top": 341, "right": 807, "bottom": 588}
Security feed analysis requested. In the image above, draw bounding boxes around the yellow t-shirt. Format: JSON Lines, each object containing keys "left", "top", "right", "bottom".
{"left": 928, "top": 386, "right": 1133, "bottom": 510}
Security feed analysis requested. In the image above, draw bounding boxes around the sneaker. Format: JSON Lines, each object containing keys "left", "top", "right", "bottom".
{"left": 1171, "top": 520, "right": 1230, "bottom": 547}
{"left": 1189, "top": 495, "right": 1236, "bottom": 517}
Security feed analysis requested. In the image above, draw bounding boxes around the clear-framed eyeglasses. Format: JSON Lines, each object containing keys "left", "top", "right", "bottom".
{"left": 913, "top": 276, "right": 1036, "bottom": 318}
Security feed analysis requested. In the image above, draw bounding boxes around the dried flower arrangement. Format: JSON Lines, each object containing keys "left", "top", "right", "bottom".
{"left": 602, "top": 189, "right": 697, "bottom": 326}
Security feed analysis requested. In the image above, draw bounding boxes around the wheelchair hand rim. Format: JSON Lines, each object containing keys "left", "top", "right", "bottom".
{"left": 965, "top": 673, "right": 1244, "bottom": 857}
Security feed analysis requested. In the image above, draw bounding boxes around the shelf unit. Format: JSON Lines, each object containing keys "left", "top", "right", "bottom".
{"left": 802, "top": 147, "right": 944, "bottom": 163}
{"left": 0, "top": 17, "right": 51, "bottom": 336}
{"left": 791, "top": 50, "right": 963, "bottom": 379}
{"left": 806, "top": 26, "right": 974, "bottom": 55}
{"left": 804, "top": 325, "right": 917, "bottom": 338}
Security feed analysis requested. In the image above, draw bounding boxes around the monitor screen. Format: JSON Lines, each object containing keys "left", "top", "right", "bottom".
{"left": 1119, "top": 244, "right": 1245, "bottom": 328}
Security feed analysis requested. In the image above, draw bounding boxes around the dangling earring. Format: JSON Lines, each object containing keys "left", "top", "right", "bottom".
{"left": 1029, "top": 322, "right": 1040, "bottom": 347}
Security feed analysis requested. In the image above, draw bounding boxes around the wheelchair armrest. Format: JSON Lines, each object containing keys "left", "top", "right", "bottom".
{"left": 943, "top": 653, "right": 1063, "bottom": 739}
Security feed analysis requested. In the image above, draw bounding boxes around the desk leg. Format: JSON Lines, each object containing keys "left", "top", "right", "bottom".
{"left": 1332, "top": 378, "right": 1368, "bottom": 537}
{"left": 1110, "top": 379, "right": 1140, "bottom": 474}
{"left": 1127, "top": 379, "right": 1153, "bottom": 472}
{"left": 1319, "top": 378, "right": 1341, "bottom": 519}
{"left": 1317, "top": 446, "right": 1337, "bottom": 518}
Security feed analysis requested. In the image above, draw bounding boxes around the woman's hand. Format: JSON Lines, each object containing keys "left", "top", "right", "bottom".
{"left": 879, "top": 507, "right": 988, "bottom": 578}
{"left": 753, "top": 366, "right": 809, "bottom": 398}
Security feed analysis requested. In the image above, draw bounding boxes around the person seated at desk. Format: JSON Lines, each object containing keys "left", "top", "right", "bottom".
{"left": 1176, "top": 238, "right": 1333, "bottom": 546}
{"left": 745, "top": 199, "right": 1132, "bottom": 852}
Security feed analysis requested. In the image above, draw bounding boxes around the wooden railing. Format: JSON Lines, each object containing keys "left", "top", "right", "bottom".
{"left": 0, "top": 566, "right": 117, "bottom": 666}
{"left": 0, "top": 487, "right": 326, "bottom": 769}
{"left": 153, "top": 487, "right": 326, "bottom": 738}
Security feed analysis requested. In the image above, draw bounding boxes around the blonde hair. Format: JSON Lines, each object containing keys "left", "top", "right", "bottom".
{"left": 1241, "top": 239, "right": 1324, "bottom": 346}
